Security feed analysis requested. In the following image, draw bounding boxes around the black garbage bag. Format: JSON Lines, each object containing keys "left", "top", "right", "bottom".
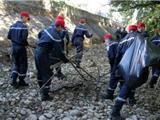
{"left": 118, "top": 34, "right": 150, "bottom": 88}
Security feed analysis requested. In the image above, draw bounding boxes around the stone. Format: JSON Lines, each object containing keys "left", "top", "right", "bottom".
{"left": 20, "top": 109, "right": 26, "bottom": 115}
{"left": 6, "top": 118, "right": 12, "bottom": 120}
{"left": 25, "top": 114, "right": 37, "bottom": 120}
{"left": 44, "top": 112, "right": 53, "bottom": 119}
{"left": 39, "top": 115, "right": 47, "bottom": 120}
{"left": 62, "top": 117, "right": 72, "bottom": 120}
{"left": 126, "top": 115, "right": 138, "bottom": 120}
{"left": 70, "top": 109, "right": 82, "bottom": 117}
{"left": 82, "top": 115, "right": 88, "bottom": 120}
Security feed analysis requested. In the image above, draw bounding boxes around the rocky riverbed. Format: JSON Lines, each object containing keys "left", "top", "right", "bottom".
{"left": 0, "top": 44, "right": 160, "bottom": 120}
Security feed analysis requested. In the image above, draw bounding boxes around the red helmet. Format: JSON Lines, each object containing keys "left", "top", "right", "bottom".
{"left": 79, "top": 18, "right": 86, "bottom": 24}
{"left": 56, "top": 15, "right": 64, "bottom": 20}
{"left": 103, "top": 34, "right": 112, "bottom": 40}
{"left": 128, "top": 25, "right": 137, "bottom": 31}
{"left": 137, "top": 22, "right": 145, "bottom": 28}
{"left": 55, "top": 19, "right": 65, "bottom": 28}
{"left": 20, "top": 11, "right": 30, "bottom": 18}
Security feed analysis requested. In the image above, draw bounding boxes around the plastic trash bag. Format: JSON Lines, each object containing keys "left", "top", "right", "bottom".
{"left": 118, "top": 34, "right": 160, "bottom": 88}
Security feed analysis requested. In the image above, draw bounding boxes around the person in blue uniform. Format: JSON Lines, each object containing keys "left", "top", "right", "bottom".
{"left": 49, "top": 16, "right": 70, "bottom": 79}
{"left": 120, "top": 27, "right": 127, "bottom": 39}
{"left": 101, "top": 34, "right": 119, "bottom": 100}
{"left": 55, "top": 26, "right": 70, "bottom": 79}
{"left": 149, "top": 29, "right": 160, "bottom": 88}
{"left": 49, "top": 26, "right": 70, "bottom": 79}
{"left": 71, "top": 18, "right": 93, "bottom": 68}
{"left": 110, "top": 25, "right": 142, "bottom": 120}
{"left": 7, "top": 11, "right": 30, "bottom": 88}
{"left": 137, "top": 22, "right": 149, "bottom": 38}
{"left": 35, "top": 19, "right": 69, "bottom": 101}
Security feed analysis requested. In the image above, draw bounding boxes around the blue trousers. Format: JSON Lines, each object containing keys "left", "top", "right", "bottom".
{"left": 35, "top": 47, "right": 53, "bottom": 91}
{"left": 112, "top": 67, "right": 149, "bottom": 115}
{"left": 150, "top": 66, "right": 160, "bottom": 85}
{"left": 107, "top": 64, "right": 124, "bottom": 95}
{"left": 73, "top": 37, "right": 84, "bottom": 64}
{"left": 11, "top": 45, "right": 28, "bottom": 81}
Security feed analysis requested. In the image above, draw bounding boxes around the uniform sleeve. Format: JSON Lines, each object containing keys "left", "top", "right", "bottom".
{"left": 65, "top": 31, "right": 70, "bottom": 45}
{"left": 84, "top": 29, "right": 92, "bottom": 38}
{"left": 71, "top": 29, "right": 76, "bottom": 43}
{"left": 113, "top": 43, "right": 123, "bottom": 68}
{"left": 144, "top": 31, "right": 149, "bottom": 38}
{"left": 7, "top": 26, "right": 12, "bottom": 40}
{"left": 38, "top": 30, "right": 43, "bottom": 39}
{"left": 54, "top": 42, "right": 68, "bottom": 62}
{"left": 21, "top": 26, "right": 29, "bottom": 46}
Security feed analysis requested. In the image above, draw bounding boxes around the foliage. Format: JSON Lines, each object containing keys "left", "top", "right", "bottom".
{"left": 110, "top": 0, "right": 160, "bottom": 36}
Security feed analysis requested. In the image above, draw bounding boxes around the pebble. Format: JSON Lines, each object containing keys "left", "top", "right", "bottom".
{"left": 39, "top": 115, "right": 47, "bottom": 120}
{"left": 25, "top": 114, "right": 37, "bottom": 120}
{"left": 44, "top": 112, "right": 53, "bottom": 119}
{"left": 0, "top": 44, "right": 160, "bottom": 120}
{"left": 62, "top": 117, "right": 73, "bottom": 120}
{"left": 20, "top": 109, "right": 26, "bottom": 115}
{"left": 126, "top": 115, "right": 138, "bottom": 120}
{"left": 70, "top": 109, "right": 82, "bottom": 117}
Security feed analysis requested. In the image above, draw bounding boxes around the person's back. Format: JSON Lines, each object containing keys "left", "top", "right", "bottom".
{"left": 7, "top": 11, "right": 30, "bottom": 88}
{"left": 71, "top": 18, "right": 92, "bottom": 67}
{"left": 115, "top": 30, "right": 138, "bottom": 67}
{"left": 101, "top": 34, "right": 119, "bottom": 100}
{"left": 110, "top": 24, "right": 139, "bottom": 120}
{"left": 103, "top": 34, "right": 118, "bottom": 68}
{"left": 71, "top": 23, "right": 92, "bottom": 43}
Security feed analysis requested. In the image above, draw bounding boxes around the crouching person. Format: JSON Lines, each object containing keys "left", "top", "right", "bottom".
{"left": 71, "top": 18, "right": 92, "bottom": 68}
{"left": 35, "top": 19, "right": 69, "bottom": 101}
{"left": 7, "top": 11, "right": 30, "bottom": 88}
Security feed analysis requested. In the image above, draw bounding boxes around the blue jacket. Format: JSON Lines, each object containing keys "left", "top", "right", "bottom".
{"left": 8, "top": 21, "right": 28, "bottom": 46}
{"left": 50, "top": 24, "right": 70, "bottom": 49}
{"left": 121, "top": 30, "right": 127, "bottom": 39}
{"left": 151, "top": 34, "right": 160, "bottom": 46}
{"left": 36, "top": 26, "right": 68, "bottom": 62}
{"left": 60, "top": 28, "right": 70, "bottom": 49}
{"left": 71, "top": 24, "right": 92, "bottom": 43}
{"left": 106, "top": 40, "right": 118, "bottom": 66}
{"left": 115, "top": 32, "right": 139, "bottom": 66}
{"left": 105, "top": 40, "right": 118, "bottom": 62}
{"left": 138, "top": 31, "right": 149, "bottom": 38}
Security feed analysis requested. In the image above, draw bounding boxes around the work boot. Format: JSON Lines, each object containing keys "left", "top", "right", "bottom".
{"left": 110, "top": 112, "right": 125, "bottom": 120}
{"left": 54, "top": 72, "right": 65, "bottom": 80}
{"left": 38, "top": 80, "right": 43, "bottom": 88}
{"left": 19, "top": 76, "right": 29, "bottom": 87}
{"left": 10, "top": 81, "right": 19, "bottom": 88}
{"left": 11, "top": 73, "right": 19, "bottom": 88}
{"left": 76, "top": 63, "right": 81, "bottom": 68}
{"left": 41, "top": 87, "right": 53, "bottom": 101}
{"left": 110, "top": 100, "right": 125, "bottom": 120}
{"left": 18, "top": 80, "right": 29, "bottom": 87}
{"left": 127, "top": 97, "right": 136, "bottom": 106}
{"left": 101, "top": 93, "right": 114, "bottom": 100}
{"left": 41, "top": 93, "right": 53, "bottom": 101}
